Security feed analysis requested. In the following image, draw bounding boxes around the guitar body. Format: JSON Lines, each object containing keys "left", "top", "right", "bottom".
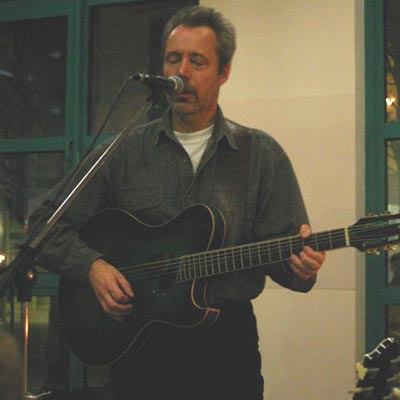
{"left": 58, "top": 204, "right": 225, "bottom": 367}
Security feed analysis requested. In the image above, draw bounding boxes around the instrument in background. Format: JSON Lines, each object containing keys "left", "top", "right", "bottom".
{"left": 58, "top": 205, "right": 400, "bottom": 366}
{"left": 351, "top": 337, "right": 400, "bottom": 400}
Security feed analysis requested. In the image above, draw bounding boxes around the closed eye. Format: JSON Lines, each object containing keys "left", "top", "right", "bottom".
{"left": 165, "top": 53, "right": 181, "bottom": 65}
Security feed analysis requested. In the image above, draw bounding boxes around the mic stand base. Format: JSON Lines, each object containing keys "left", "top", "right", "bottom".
{"left": 20, "top": 297, "right": 51, "bottom": 399}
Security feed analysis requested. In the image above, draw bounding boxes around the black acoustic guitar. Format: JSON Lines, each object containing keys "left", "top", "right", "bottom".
{"left": 58, "top": 204, "right": 400, "bottom": 366}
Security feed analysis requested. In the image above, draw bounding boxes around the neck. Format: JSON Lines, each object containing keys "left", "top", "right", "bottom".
{"left": 171, "top": 109, "right": 217, "bottom": 133}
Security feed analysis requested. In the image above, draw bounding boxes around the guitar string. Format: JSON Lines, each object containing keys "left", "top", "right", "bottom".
{"left": 114, "top": 223, "right": 398, "bottom": 281}
{"left": 124, "top": 237, "right": 394, "bottom": 280}
{"left": 123, "top": 237, "right": 388, "bottom": 284}
{"left": 118, "top": 223, "right": 388, "bottom": 276}
{"left": 120, "top": 223, "right": 396, "bottom": 280}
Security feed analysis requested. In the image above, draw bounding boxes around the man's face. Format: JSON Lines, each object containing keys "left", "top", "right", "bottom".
{"left": 163, "top": 25, "right": 230, "bottom": 127}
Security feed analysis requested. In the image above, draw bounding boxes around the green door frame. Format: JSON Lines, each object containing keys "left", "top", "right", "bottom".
{"left": 0, "top": 0, "right": 81, "bottom": 296}
{"left": 0, "top": 0, "right": 144, "bottom": 296}
{"left": 365, "top": 0, "right": 400, "bottom": 350}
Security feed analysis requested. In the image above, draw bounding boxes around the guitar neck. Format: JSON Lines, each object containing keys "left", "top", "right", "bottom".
{"left": 177, "top": 227, "right": 350, "bottom": 282}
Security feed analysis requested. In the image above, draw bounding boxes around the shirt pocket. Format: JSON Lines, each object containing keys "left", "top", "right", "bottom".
{"left": 113, "top": 184, "right": 163, "bottom": 213}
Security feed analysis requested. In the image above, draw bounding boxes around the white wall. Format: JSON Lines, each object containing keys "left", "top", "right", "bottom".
{"left": 202, "top": 1, "right": 365, "bottom": 399}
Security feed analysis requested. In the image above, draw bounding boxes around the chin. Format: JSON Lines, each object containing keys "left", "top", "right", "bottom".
{"left": 171, "top": 102, "right": 195, "bottom": 115}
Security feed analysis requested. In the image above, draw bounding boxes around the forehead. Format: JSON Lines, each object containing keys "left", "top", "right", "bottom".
{"left": 164, "top": 25, "right": 218, "bottom": 56}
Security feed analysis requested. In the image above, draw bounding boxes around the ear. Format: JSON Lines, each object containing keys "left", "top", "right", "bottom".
{"left": 218, "top": 63, "right": 231, "bottom": 86}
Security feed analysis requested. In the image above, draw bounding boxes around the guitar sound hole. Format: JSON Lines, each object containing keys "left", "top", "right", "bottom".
{"left": 152, "top": 273, "right": 176, "bottom": 296}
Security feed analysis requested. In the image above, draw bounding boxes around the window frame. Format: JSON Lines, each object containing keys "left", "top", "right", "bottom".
{"left": 365, "top": 0, "right": 400, "bottom": 349}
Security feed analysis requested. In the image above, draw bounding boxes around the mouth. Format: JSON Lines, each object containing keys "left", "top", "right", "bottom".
{"left": 175, "top": 88, "right": 196, "bottom": 102}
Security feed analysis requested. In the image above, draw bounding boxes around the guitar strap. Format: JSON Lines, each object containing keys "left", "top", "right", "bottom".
{"left": 214, "top": 120, "right": 251, "bottom": 246}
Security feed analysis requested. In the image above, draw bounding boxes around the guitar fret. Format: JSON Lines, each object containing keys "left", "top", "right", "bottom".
{"left": 217, "top": 252, "right": 222, "bottom": 274}
{"left": 186, "top": 257, "right": 191, "bottom": 279}
{"left": 197, "top": 254, "right": 201, "bottom": 278}
{"left": 328, "top": 230, "right": 333, "bottom": 249}
{"left": 344, "top": 227, "right": 350, "bottom": 247}
{"left": 240, "top": 247, "right": 244, "bottom": 269}
{"left": 267, "top": 241, "right": 272, "bottom": 263}
{"left": 278, "top": 239, "right": 282, "bottom": 261}
{"left": 201, "top": 254, "right": 205, "bottom": 277}
{"left": 182, "top": 257, "right": 187, "bottom": 281}
{"left": 191, "top": 255, "right": 198, "bottom": 279}
{"left": 224, "top": 250, "right": 229, "bottom": 273}
{"left": 248, "top": 246, "right": 254, "bottom": 267}
{"left": 244, "top": 247, "right": 250, "bottom": 269}
{"left": 177, "top": 258, "right": 183, "bottom": 281}
{"left": 183, "top": 256, "right": 189, "bottom": 281}
{"left": 189, "top": 257, "right": 193, "bottom": 280}
{"left": 314, "top": 234, "right": 320, "bottom": 252}
{"left": 258, "top": 243, "right": 262, "bottom": 265}
{"left": 206, "top": 253, "right": 212, "bottom": 277}
{"left": 210, "top": 253, "right": 215, "bottom": 276}
{"left": 180, "top": 257, "right": 184, "bottom": 281}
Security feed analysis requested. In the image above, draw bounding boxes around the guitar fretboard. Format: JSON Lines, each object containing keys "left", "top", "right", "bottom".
{"left": 177, "top": 228, "right": 349, "bottom": 282}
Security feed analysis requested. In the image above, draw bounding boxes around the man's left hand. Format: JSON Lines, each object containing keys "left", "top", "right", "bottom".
{"left": 290, "top": 224, "right": 326, "bottom": 281}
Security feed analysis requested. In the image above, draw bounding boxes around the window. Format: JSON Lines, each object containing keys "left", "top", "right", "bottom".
{"left": 365, "top": 0, "right": 400, "bottom": 349}
{"left": 0, "top": 0, "right": 196, "bottom": 392}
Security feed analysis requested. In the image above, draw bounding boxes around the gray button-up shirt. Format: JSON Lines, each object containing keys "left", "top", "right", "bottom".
{"left": 30, "top": 107, "right": 315, "bottom": 305}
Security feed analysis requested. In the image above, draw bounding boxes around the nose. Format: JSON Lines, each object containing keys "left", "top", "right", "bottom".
{"left": 178, "top": 57, "right": 191, "bottom": 79}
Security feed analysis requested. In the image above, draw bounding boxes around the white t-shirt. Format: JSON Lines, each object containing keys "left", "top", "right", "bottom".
{"left": 174, "top": 125, "right": 214, "bottom": 173}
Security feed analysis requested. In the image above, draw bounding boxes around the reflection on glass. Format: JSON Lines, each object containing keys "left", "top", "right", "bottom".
{"left": 88, "top": 1, "right": 195, "bottom": 135}
{"left": 388, "top": 252, "right": 400, "bottom": 287}
{"left": 0, "top": 17, "right": 67, "bottom": 138}
{"left": 385, "top": 0, "right": 400, "bottom": 122}
{"left": 0, "top": 296, "right": 69, "bottom": 393}
{"left": 387, "top": 305, "right": 400, "bottom": 339}
{"left": 0, "top": 152, "right": 64, "bottom": 266}
{"left": 386, "top": 141, "right": 400, "bottom": 286}
{"left": 0, "top": 153, "right": 65, "bottom": 391}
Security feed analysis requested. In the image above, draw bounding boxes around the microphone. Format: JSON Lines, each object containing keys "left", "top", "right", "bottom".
{"left": 132, "top": 74, "right": 184, "bottom": 94}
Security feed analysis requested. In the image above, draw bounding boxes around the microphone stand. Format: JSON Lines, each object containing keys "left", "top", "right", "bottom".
{"left": 0, "top": 85, "right": 162, "bottom": 399}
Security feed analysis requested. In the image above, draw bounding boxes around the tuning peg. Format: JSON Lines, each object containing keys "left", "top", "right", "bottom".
{"left": 393, "top": 387, "right": 400, "bottom": 399}
{"left": 366, "top": 212, "right": 377, "bottom": 217}
{"left": 365, "top": 248, "right": 381, "bottom": 256}
{"left": 355, "top": 361, "right": 367, "bottom": 380}
{"left": 383, "top": 245, "right": 397, "bottom": 252}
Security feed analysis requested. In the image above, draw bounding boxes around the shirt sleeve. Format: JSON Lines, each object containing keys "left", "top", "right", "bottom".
{"left": 205, "top": 129, "right": 315, "bottom": 307}
{"left": 28, "top": 143, "right": 112, "bottom": 283}
{"left": 253, "top": 134, "right": 316, "bottom": 293}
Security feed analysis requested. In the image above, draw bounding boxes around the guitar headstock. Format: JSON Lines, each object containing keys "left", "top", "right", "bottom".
{"left": 349, "top": 213, "right": 400, "bottom": 254}
{"left": 351, "top": 337, "right": 400, "bottom": 400}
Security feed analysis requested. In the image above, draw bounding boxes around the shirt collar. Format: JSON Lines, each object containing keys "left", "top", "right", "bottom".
{"left": 150, "top": 106, "right": 238, "bottom": 150}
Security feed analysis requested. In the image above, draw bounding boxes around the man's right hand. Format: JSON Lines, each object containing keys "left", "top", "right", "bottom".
{"left": 89, "top": 258, "right": 134, "bottom": 321}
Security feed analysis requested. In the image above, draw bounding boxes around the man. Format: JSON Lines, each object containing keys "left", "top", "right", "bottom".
{"left": 31, "top": 6, "right": 325, "bottom": 400}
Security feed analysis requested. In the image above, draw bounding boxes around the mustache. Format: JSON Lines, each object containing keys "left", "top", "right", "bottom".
{"left": 181, "top": 85, "right": 197, "bottom": 97}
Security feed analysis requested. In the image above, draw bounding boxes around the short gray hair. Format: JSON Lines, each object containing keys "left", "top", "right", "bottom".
{"left": 162, "top": 6, "right": 236, "bottom": 73}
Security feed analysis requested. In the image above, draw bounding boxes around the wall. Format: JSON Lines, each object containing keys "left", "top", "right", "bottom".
{"left": 202, "top": 0, "right": 364, "bottom": 399}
